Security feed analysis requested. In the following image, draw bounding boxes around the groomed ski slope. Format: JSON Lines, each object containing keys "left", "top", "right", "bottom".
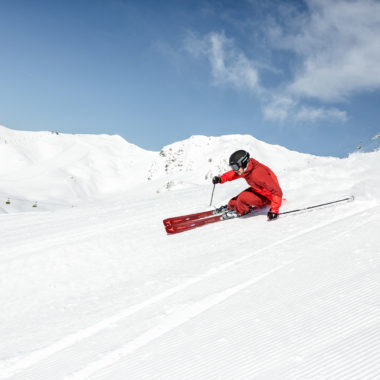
{"left": 0, "top": 128, "right": 380, "bottom": 379}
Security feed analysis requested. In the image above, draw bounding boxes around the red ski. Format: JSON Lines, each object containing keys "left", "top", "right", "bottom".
{"left": 164, "top": 207, "right": 262, "bottom": 234}
{"left": 163, "top": 209, "right": 217, "bottom": 227}
{"left": 165, "top": 214, "right": 223, "bottom": 234}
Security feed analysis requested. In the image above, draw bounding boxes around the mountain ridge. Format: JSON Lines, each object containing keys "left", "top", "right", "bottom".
{"left": 0, "top": 125, "right": 377, "bottom": 213}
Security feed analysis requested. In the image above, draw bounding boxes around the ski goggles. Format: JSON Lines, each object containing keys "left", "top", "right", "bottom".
{"left": 230, "top": 163, "right": 241, "bottom": 171}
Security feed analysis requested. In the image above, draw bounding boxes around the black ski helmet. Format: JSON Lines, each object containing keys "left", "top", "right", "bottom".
{"left": 229, "top": 150, "right": 250, "bottom": 170}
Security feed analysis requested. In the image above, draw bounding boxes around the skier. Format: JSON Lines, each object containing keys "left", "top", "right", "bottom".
{"left": 212, "top": 150, "right": 283, "bottom": 220}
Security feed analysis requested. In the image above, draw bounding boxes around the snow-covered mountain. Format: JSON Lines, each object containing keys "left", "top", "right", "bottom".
{"left": 1, "top": 125, "right": 379, "bottom": 379}
{"left": 0, "top": 125, "right": 360, "bottom": 212}
{"left": 0, "top": 125, "right": 157, "bottom": 210}
{"left": 1, "top": 124, "right": 379, "bottom": 214}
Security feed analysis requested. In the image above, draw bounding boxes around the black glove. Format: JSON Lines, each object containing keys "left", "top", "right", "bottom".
{"left": 212, "top": 176, "right": 222, "bottom": 184}
{"left": 267, "top": 210, "right": 279, "bottom": 221}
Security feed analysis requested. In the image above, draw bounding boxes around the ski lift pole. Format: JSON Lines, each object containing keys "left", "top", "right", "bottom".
{"left": 279, "top": 196, "right": 354, "bottom": 216}
{"left": 209, "top": 184, "right": 216, "bottom": 207}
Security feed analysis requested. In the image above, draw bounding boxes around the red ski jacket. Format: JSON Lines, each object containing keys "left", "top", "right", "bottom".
{"left": 220, "top": 158, "right": 283, "bottom": 213}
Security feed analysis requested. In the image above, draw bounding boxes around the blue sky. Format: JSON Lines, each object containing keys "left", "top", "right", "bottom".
{"left": 1, "top": 0, "right": 379, "bottom": 157}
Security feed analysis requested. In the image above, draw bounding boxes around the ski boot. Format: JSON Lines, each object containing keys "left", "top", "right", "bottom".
{"left": 214, "top": 204, "right": 228, "bottom": 215}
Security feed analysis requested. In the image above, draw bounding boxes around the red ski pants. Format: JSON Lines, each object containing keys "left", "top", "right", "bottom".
{"left": 228, "top": 187, "right": 270, "bottom": 215}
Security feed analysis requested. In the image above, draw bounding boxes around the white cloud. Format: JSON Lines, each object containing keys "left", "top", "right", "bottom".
{"left": 275, "top": 0, "right": 380, "bottom": 101}
{"left": 184, "top": 0, "right": 380, "bottom": 122}
{"left": 262, "top": 96, "right": 296, "bottom": 122}
{"left": 294, "top": 106, "right": 347, "bottom": 123}
{"left": 263, "top": 95, "right": 347, "bottom": 123}
{"left": 184, "top": 31, "right": 259, "bottom": 91}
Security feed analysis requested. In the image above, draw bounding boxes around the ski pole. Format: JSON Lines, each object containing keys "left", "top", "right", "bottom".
{"left": 209, "top": 184, "right": 216, "bottom": 206}
{"left": 279, "top": 196, "right": 354, "bottom": 216}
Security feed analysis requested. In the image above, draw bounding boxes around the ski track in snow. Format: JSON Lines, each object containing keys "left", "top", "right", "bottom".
{"left": 1, "top": 205, "right": 378, "bottom": 379}
{"left": 0, "top": 199, "right": 156, "bottom": 264}
{"left": 66, "top": 264, "right": 288, "bottom": 380}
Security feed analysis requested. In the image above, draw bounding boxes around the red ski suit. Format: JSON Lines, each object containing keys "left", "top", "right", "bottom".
{"left": 220, "top": 158, "right": 283, "bottom": 214}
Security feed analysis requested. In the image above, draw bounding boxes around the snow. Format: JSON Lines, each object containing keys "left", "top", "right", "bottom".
{"left": 0, "top": 125, "right": 379, "bottom": 379}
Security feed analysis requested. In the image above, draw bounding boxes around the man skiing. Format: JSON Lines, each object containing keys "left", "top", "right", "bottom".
{"left": 212, "top": 150, "right": 283, "bottom": 220}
